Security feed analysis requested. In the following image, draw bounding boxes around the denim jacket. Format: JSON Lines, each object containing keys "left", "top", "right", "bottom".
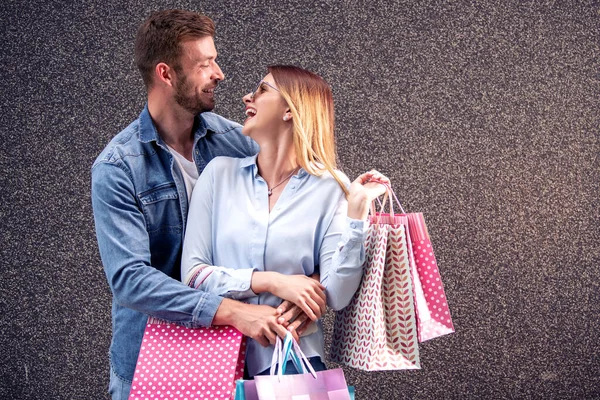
{"left": 91, "top": 105, "right": 258, "bottom": 382}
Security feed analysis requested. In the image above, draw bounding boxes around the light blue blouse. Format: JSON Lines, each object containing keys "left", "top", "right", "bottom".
{"left": 181, "top": 155, "right": 368, "bottom": 376}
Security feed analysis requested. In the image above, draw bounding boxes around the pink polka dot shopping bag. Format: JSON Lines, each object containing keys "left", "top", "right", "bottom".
{"left": 128, "top": 317, "right": 246, "bottom": 400}
{"left": 406, "top": 211, "right": 455, "bottom": 342}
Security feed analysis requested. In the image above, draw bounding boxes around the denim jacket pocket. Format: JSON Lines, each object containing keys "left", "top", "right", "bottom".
{"left": 138, "top": 182, "right": 182, "bottom": 235}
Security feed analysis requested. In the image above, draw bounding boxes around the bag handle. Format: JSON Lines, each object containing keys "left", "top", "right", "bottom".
{"left": 370, "top": 190, "right": 389, "bottom": 224}
{"left": 372, "top": 184, "right": 406, "bottom": 219}
{"left": 270, "top": 333, "right": 318, "bottom": 380}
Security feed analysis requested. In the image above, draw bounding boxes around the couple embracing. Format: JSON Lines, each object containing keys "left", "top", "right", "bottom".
{"left": 91, "top": 9, "right": 388, "bottom": 400}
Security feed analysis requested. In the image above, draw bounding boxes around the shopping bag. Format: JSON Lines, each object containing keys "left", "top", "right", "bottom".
{"left": 330, "top": 191, "right": 421, "bottom": 370}
{"left": 236, "top": 380, "right": 354, "bottom": 400}
{"left": 128, "top": 317, "right": 246, "bottom": 400}
{"left": 379, "top": 189, "right": 454, "bottom": 342}
{"left": 248, "top": 333, "right": 353, "bottom": 400}
{"left": 236, "top": 379, "right": 354, "bottom": 400}
{"left": 406, "top": 212, "right": 455, "bottom": 342}
{"left": 234, "top": 379, "right": 257, "bottom": 400}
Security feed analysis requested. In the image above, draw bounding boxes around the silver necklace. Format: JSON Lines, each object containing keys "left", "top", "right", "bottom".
{"left": 267, "top": 167, "right": 299, "bottom": 196}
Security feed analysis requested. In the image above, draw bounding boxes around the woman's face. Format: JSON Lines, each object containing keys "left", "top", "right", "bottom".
{"left": 242, "top": 73, "right": 289, "bottom": 138}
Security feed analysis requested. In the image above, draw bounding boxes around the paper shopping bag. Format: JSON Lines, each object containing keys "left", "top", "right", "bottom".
{"left": 254, "top": 369, "right": 351, "bottom": 400}
{"left": 128, "top": 317, "right": 246, "bottom": 400}
{"left": 406, "top": 212, "right": 455, "bottom": 342}
{"left": 234, "top": 379, "right": 259, "bottom": 400}
{"left": 237, "top": 378, "right": 354, "bottom": 400}
{"left": 253, "top": 333, "right": 352, "bottom": 400}
{"left": 330, "top": 210, "right": 420, "bottom": 370}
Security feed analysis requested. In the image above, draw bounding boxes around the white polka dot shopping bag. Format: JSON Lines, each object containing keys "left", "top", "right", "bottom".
{"left": 406, "top": 212, "right": 455, "bottom": 342}
{"left": 128, "top": 318, "right": 246, "bottom": 400}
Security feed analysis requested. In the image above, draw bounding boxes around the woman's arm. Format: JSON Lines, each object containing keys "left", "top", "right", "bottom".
{"left": 319, "top": 170, "right": 389, "bottom": 310}
{"left": 181, "top": 158, "right": 327, "bottom": 317}
{"left": 181, "top": 159, "right": 257, "bottom": 300}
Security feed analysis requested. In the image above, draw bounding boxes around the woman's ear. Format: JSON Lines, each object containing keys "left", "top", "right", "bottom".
{"left": 283, "top": 111, "right": 293, "bottom": 121}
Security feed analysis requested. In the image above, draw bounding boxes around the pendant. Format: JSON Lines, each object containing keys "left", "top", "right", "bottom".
{"left": 268, "top": 189, "right": 273, "bottom": 196}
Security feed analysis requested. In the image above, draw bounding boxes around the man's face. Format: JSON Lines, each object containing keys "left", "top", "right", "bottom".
{"left": 172, "top": 37, "right": 224, "bottom": 114}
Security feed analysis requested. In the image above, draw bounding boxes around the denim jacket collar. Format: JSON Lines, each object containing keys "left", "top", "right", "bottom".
{"left": 138, "top": 104, "right": 211, "bottom": 145}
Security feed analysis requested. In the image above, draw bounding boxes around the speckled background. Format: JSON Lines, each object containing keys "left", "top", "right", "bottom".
{"left": 1, "top": 0, "right": 598, "bottom": 399}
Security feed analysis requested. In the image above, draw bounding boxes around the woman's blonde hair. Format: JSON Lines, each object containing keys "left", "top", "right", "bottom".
{"left": 268, "top": 65, "right": 348, "bottom": 195}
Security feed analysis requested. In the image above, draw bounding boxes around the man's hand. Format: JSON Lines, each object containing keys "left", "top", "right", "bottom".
{"left": 213, "top": 298, "right": 288, "bottom": 347}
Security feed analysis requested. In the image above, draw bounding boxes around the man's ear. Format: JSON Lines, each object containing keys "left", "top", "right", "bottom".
{"left": 155, "top": 62, "right": 174, "bottom": 87}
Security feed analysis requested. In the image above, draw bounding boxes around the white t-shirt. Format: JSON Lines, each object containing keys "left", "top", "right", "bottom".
{"left": 167, "top": 145, "right": 199, "bottom": 203}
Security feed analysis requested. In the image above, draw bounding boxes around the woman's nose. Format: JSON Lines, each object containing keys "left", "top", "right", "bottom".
{"left": 242, "top": 92, "right": 253, "bottom": 103}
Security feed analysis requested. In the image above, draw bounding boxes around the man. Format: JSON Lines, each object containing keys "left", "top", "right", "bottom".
{"left": 91, "top": 10, "right": 316, "bottom": 399}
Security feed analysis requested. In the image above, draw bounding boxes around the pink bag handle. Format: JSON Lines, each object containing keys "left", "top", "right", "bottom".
{"left": 370, "top": 190, "right": 389, "bottom": 224}
{"left": 373, "top": 184, "right": 406, "bottom": 217}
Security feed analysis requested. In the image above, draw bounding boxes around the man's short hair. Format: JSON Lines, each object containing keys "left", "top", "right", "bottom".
{"left": 135, "top": 9, "right": 215, "bottom": 88}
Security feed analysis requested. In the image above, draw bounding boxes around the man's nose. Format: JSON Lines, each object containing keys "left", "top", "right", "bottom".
{"left": 212, "top": 62, "right": 225, "bottom": 81}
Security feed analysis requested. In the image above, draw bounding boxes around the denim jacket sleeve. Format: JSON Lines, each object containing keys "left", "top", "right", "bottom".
{"left": 91, "top": 160, "right": 223, "bottom": 327}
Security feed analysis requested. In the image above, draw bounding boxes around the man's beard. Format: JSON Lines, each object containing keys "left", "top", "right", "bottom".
{"left": 173, "top": 72, "right": 215, "bottom": 115}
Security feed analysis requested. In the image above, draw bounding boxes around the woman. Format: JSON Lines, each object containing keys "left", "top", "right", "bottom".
{"left": 181, "top": 65, "right": 388, "bottom": 377}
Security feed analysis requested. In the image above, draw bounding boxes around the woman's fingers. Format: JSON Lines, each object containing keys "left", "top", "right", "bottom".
{"left": 356, "top": 169, "right": 389, "bottom": 183}
{"left": 364, "top": 169, "right": 390, "bottom": 185}
{"left": 296, "top": 298, "right": 318, "bottom": 321}
{"left": 288, "top": 328, "right": 300, "bottom": 343}
{"left": 255, "top": 335, "right": 269, "bottom": 347}
{"left": 301, "top": 282, "right": 326, "bottom": 320}
{"left": 288, "top": 313, "right": 310, "bottom": 335}
{"left": 276, "top": 300, "right": 294, "bottom": 316}
{"left": 277, "top": 303, "right": 303, "bottom": 326}
{"left": 274, "top": 274, "right": 326, "bottom": 316}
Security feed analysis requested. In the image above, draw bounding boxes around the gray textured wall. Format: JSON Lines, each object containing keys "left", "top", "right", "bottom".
{"left": 1, "top": 0, "right": 599, "bottom": 399}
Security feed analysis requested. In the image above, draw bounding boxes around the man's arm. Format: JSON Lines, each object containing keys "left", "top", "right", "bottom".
{"left": 92, "top": 160, "right": 222, "bottom": 327}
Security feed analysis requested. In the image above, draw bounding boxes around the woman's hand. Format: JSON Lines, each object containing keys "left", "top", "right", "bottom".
{"left": 274, "top": 272, "right": 323, "bottom": 341}
{"left": 251, "top": 272, "right": 326, "bottom": 321}
{"left": 213, "top": 299, "right": 289, "bottom": 347}
{"left": 347, "top": 169, "right": 390, "bottom": 220}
